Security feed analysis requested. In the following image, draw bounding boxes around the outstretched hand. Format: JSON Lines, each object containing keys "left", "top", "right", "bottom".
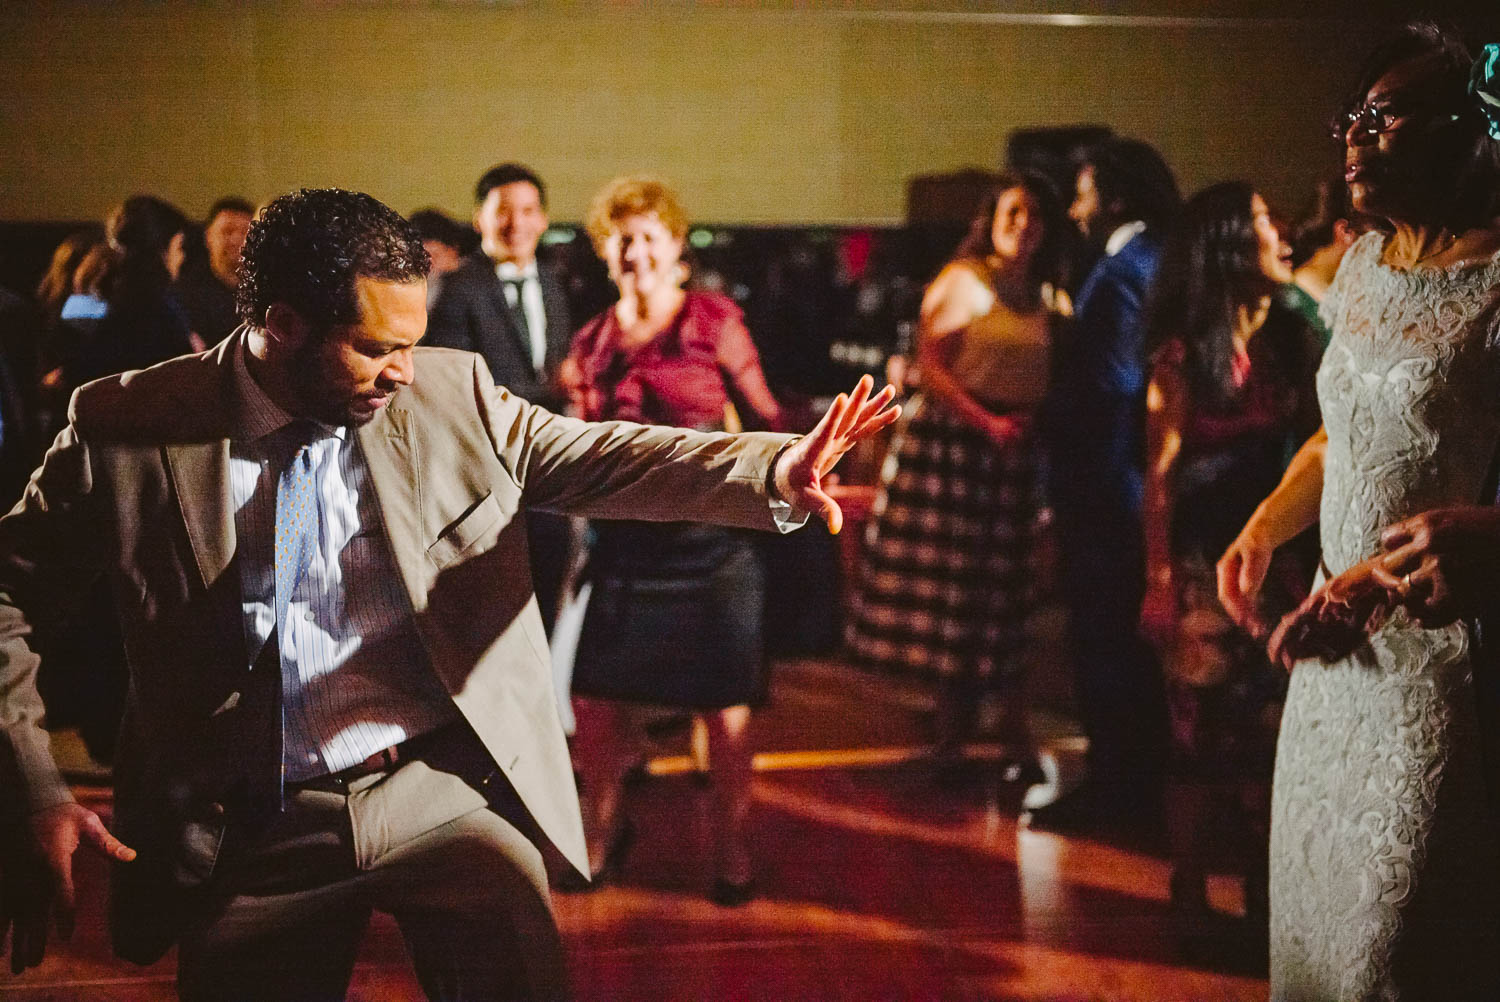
{"left": 1, "top": 802, "right": 135, "bottom": 974}
{"left": 773, "top": 375, "right": 900, "bottom": 534}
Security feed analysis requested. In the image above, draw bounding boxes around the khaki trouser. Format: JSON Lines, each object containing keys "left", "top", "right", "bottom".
{"left": 176, "top": 732, "right": 570, "bottom": 1002}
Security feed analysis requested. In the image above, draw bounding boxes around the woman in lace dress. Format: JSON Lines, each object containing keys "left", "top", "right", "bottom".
{"left": 1217, "top": 23, "right": 1500, "bottom": 999}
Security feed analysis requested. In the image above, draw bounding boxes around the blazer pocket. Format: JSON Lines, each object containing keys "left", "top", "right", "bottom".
{"left": 426, "top": 493, "right": 503, "bottom": 569}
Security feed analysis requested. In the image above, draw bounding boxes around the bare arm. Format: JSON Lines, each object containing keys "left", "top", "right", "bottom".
{"left": 1217, "top": 425, "right": 1327, "bottom": 635}
{"left": 1141, "top": 357, "right": 1187, "bottom": 646}
{"left": 915, "top": 264, "right": 1022, "bottom": 447}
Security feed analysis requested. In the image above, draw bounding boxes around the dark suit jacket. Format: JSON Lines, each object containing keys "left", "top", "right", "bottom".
{"left": 426, "top": 253, "right": 571, "bottom": 410}
{"left": 1044, "top": 231, "right": 1163, "bottom": 517}
{"left": 0, "top": 335, "right": 794, "bottom": 962}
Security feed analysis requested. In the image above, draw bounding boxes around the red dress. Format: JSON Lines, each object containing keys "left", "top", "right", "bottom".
{"left": 566, "top": 292, "right": 781, "bottom": 709}
{"left": 566, "top": 291, "right": 781, "bottom": 430}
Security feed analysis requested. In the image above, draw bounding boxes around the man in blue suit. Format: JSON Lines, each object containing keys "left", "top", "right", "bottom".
{"left": 1029, "top": 139, "right": 1180, "bottom": 835}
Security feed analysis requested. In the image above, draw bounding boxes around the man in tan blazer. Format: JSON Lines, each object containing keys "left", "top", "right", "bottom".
{"left": 0, "top": 188, "right": 896, "bottom": 1000}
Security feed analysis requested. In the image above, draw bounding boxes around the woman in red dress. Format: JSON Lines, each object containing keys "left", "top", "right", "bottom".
{"left": 560, "top": 176, "right": 783, "bottom": 904}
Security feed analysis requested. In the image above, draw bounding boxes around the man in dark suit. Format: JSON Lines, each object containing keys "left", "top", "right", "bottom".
{"left": 427, "top": 163, "right": 570, "bottom": 413}
{"left": 174, "top": 197, "right": 256, "bottom": 346}
{"left": 1029, "top": 138, "right": 1180, "bottom": 836}
{"left": 0, "top": 187, "right": 897, "bottom": 999}
{"left": 428, "top": 164, "right": 573, "bottom": 631}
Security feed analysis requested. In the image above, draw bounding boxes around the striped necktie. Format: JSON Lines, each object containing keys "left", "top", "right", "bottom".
{"left": 273, "top": 423, "right": 318, "bottom": 633}
{"left": 268, "top": 421, "right": 319, "bottom": 801}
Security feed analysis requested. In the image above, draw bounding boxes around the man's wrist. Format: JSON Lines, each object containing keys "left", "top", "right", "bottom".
{"left": 766, "top": 437, "right": 800, "bottom": 503}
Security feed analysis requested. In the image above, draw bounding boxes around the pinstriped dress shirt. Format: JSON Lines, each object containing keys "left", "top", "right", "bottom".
{"left": 229, "top": 341, "right": 456, "bottom": 782}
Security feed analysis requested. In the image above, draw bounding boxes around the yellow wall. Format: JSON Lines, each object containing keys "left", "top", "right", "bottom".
{"left": 2, "top": 6, "right": 1373, "bottom": 224}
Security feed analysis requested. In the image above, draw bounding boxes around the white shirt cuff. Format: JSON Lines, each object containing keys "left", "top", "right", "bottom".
{"left": 770, "top": 497, "right": 809, "bottom": 533}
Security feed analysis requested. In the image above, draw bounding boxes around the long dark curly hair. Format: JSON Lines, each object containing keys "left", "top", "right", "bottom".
{"left": 1145, "top": 181, "right": 1277, "bottom": 411}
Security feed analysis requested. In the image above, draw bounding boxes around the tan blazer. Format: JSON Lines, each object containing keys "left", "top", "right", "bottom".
{"left": 0, "top": 335, "right": 793, "bottom": 960}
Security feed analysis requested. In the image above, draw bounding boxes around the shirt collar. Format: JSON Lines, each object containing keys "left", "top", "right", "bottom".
{"left": 231, "top": 332, "right": 346, "bottom": 444}
{"left": 494, "top": 259, "right": 539, "bottom": 282}
{"left": 1105, "top": 220, "right": 1147, "bottom": 257}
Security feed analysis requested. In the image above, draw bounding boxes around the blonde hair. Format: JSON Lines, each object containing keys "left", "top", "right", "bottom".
{"left": 584, "top": 175, "right": 689, "bottom": 253}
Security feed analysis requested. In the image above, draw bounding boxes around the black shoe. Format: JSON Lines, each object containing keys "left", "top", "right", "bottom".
{"left": 709, "top": 876, "right": 757, "bottom": 907}
{"left": 555, "top": 821, "right": 634, "bottom": 894}
{"left": 1168, "top": 868, "right": 1213, "bottom": 924}
{"left": 1023, "top": 782, "right": 1155, "bottom": 835}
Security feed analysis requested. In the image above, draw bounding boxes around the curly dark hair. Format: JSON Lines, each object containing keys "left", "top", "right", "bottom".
{"left": 236, "top": 188, "right": 430, "bottom": 331}
{"left": 1087, "top": 138, "right": 1182, "bottom": 233}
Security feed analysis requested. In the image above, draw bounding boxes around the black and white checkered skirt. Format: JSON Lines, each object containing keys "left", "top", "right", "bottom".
{"left": 845, "top": 396, "right": 1036, "bottom": 684}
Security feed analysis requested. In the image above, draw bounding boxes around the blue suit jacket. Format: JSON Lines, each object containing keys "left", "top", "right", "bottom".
{"left": 1045, "top": 231, "right": 1162, "bottom": 517}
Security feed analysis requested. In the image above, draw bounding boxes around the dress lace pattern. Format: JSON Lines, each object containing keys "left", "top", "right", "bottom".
{"left": 1271, "top": 232, "right": 1500, "bottom": 1000}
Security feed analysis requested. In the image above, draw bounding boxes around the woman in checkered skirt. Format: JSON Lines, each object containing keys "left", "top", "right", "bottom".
{"left": 847, "top": 170, "right": 1067, "bottom": 770}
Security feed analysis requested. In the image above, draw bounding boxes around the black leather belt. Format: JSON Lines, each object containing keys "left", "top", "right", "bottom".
{"left": 287, "top": 720, "right": 462, "bottom": 794}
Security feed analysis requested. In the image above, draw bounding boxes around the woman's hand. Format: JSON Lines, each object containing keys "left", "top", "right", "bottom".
{"left": 1217, "top": 520, "right": 1278, "bottom": 639}
{"left": 772, "top": 375, "right": 900, "bottom": 534}
{"left": 1371, "top": 506, "right": 1500, "bottom": 627}
{"left": 1266, "top": 556, "right": 1396, "bottom": 671}
{"left": 1215, "top": 427, "right": 1326, "bottom": 638}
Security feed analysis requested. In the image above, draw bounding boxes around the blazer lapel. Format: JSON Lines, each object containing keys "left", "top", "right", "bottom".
{"left": 356, "top": 405, "right": 426, "bottom": 608}
{"left": 540, "top": 266, "right": 570, "bottom": 367}
{"left": 163, "top": 339, "right": 239, "bottom": 591}
{"left": 486, "top": 274, "right": 537, "bottom": 374}
{"left": 165, "top": 440, "right": 234, "bottom": 591}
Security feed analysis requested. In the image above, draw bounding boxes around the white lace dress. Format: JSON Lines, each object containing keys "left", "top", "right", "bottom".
{"left": 1271, "top": 232, "right": 1500, "bottom": 1000}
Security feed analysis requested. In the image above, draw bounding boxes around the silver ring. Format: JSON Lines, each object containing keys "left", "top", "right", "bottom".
{"left": 1403, "top": 573, "right": 1412, "bottom": 590}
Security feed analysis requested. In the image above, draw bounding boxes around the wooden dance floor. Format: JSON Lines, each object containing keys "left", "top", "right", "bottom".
{"left": 5, "top": 658, "right": 1268, "bottom": 1001}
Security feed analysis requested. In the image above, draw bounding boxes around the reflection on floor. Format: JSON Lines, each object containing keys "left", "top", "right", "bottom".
{"left": 6, "top": 659, "right": 1267, "bottom": 1001}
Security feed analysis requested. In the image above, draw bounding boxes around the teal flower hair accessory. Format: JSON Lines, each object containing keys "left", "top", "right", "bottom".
{"left": 1471, "top": 42, "right": 1500, "bottom": 141}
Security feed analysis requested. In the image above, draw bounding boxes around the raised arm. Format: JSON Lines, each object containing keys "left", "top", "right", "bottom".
{"left": 1140, "top": 351, "right": 1188, "bottom": 647}
{"left": 1217, "top": 425, "right": 1327, "bottom": 636}
{"left": 475, "top": 353, "right": 897, "bottom": 534}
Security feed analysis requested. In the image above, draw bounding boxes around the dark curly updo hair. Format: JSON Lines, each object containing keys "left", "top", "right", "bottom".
{"left": 1341, "top": 20, "right": 1500, "bottom": 230}
{"left": 237, "top": 188, "right": 430, "bottom": 332}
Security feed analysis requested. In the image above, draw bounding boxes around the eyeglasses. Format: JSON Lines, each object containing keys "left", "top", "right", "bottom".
{"left": 1329, "top": 95, "right": 1462, "bottom": 141}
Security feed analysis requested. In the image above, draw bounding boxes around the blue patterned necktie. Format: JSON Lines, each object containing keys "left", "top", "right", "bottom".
{"left": 266, "top": 422, "right": 318, "bottom": 803}
{"left": 273, "top": 424, "right": 318, "bottom": 633}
